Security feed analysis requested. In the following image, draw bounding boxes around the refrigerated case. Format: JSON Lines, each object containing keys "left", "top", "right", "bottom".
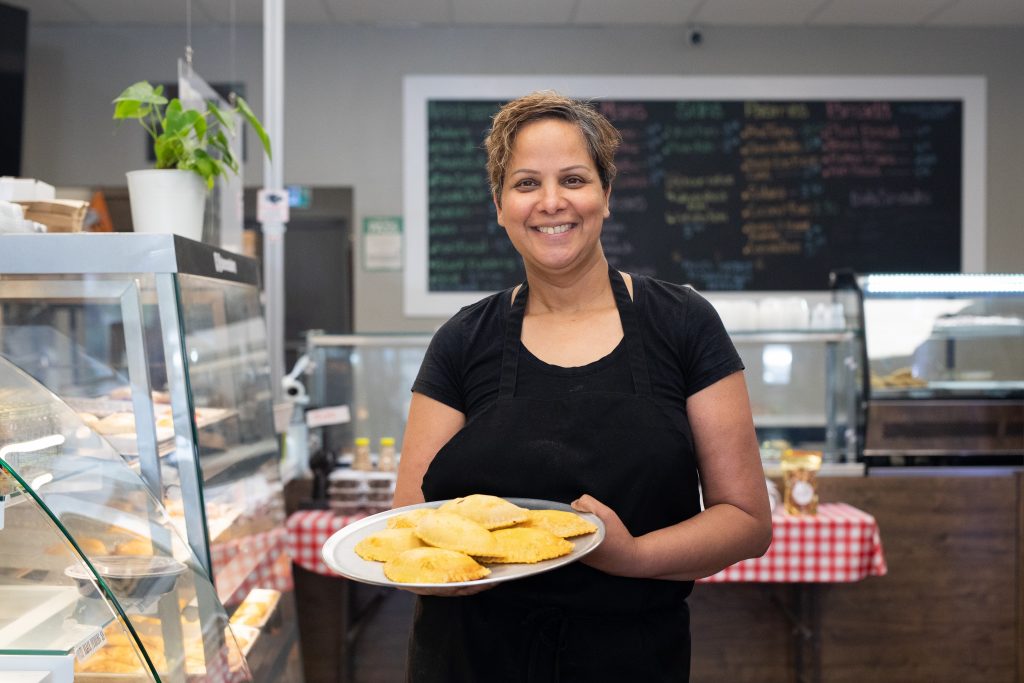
{"left": 854, "top": 273, "right": 1024, "bottom": 458}
{"left": 0, "top": 234, "right": 303, "bottom": 681}
{"left": 303, "top": 333, "right": 429, "bottom": 466}
{"left": 302, "top": 324, "right": 861, "bottom": 466}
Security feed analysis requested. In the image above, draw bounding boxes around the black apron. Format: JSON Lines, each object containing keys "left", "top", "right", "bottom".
{"left": 410, "top": 267, "right": 702, "bottom": 683}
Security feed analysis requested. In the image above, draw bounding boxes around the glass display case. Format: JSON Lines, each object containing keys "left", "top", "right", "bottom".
{"left": 730, "top": 328, "right": 859, "bottom": 463}
{"left": 0, "top": 234, "right": 303, "bottom": 681}
{"left": 854, "top": 273, "right": 1024, "bottom": 458}
{"left": 300, "top": 319, "right": 861, "bottom": 474}
{"left": 0, "top": 358, "right": 251, "bottom": 681}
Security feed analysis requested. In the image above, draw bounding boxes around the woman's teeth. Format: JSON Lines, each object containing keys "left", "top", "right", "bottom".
{"left": 536, "top": 224, "right": 571, "bottom": 235}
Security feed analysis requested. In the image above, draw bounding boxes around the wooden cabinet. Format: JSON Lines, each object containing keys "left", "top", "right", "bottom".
{"left": 690, "top": 470, "right": 1024, "bottom": 682}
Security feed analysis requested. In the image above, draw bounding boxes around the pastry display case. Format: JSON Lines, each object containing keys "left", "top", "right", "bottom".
{"left": 0, "top": 233, "right": 303, "bottom": 681}
{"left": 0, "top": 357, "right": 251, "bottom": 681}
{"left": 853, "top": 273, "right": 1024, "bottom": 458}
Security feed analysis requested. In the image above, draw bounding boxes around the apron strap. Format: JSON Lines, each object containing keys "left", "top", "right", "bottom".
{"left": 498, "top": 283, "right": 528, "bottom": 399}
{"left": 499, "top": 267, "right": 653, "bottom": 398}
{"left": 610, "top": 266, "right": 654, "bottom": 397}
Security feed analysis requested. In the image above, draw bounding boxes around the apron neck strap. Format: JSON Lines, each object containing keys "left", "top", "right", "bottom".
{"left": 498, "top": 267, "right": 653, "bottom": 399}
{"left": 609, "top": 266, "right": 653, "bottom": 397}
{"left": 499, "top": 283, "right": 528, "bottom": 398}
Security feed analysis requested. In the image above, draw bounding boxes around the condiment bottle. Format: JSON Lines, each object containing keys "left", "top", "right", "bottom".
{"left": 378, "top": 437, "right": 397, "bottom": 472}
{"left": 353, "top": 437, "right": 372, "bottom": 471}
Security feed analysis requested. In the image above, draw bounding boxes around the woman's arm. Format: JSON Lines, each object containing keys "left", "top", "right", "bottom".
{"left": 574, "top": 370, "right": 772, "bottom": 580}
{"left": 392, "top": 391, "right": 466, "bottom": 508}
{"left": 393, "top": 392, "right": 490, "bottom": 596}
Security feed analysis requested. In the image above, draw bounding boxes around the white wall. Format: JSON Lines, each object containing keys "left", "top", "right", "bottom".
{"left": 23, "top": 24, "right": 1024, "bottom": 332}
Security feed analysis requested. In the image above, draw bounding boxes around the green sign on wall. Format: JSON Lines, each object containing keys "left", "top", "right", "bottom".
{"left": 362, "top": 216, "right": 403, "bottom": 271}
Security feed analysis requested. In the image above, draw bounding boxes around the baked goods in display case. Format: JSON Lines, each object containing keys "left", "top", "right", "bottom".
{"left": 74, "top": 618, "right": 257, "bottom": 678}
{"left": 228, "top": 589, "right": 281, "bottom": 630}
{"left": 67, "top": 391, "right": 233, "bottom": 458}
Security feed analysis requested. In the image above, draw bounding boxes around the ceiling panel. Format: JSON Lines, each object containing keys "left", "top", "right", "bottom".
{"left": 327, "top": 0, "right": 450, "bottom": 25}
{"left": 7, "top": 0, "right": 92, "bottom": 22}
{"left": 20, "top": 0, "right": 1024, "bottom": 26}
{"left": 68, "top": 0, "right": 214, "bottom": 23}
{"left": 573, "top": 0, "right": 701, "bottom": 25}
{"left": 453, "top": 0, "right": 575, "bottom": 25}
{"left": 199, "top": 0, "right": 262, "bottom": 24}
{"left": 693, "top": 0, "right": 827, "bottom": 26}
{"left": 808, "top": 0, "right": 953, "bottom": 25}
{"left": 928, "top": 0, "right": 1024, "bottom": 25}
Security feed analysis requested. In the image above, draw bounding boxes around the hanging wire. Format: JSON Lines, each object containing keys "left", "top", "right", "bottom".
{"left": 229, "top": 0, "right": 237, "bottom": 106}
{"left": 185, "top": 0, "right": 194, "bottom": 70}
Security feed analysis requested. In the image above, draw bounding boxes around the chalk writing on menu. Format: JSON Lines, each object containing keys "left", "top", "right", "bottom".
{"left": 427, "top": 99, "right": 962, "bottom": 291}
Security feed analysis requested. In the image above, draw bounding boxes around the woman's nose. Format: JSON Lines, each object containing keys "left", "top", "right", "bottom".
{"left": 538, "top": 184, "right": 565, "bottom": 212}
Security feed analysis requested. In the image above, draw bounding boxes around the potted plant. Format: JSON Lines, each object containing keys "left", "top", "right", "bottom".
{"left": 112, "top": 81, "right": 272, "bottom": 241}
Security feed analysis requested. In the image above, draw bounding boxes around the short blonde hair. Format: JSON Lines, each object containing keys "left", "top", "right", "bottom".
{"left": 484, "top": 91, "right": 621, "bottom": 204}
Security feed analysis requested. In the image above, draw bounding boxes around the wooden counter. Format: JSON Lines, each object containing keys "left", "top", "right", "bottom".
{"left": 689, "top": 469, "right": 1024, "bottom": 683}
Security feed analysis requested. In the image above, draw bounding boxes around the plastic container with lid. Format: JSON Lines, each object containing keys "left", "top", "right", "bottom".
{"left": 378, "top": 437, "right": 397, "bottom": 471}
{"left": 353, "top": 437, "right": 372, "bottom": 471}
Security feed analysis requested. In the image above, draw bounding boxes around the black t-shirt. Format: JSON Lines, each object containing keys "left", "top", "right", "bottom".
{"left": 412, "top": 273, "right": 744, "bottom": 417}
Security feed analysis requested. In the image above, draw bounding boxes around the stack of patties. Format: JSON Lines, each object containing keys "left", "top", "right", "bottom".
{"left": 353, "top": 494, "right": 597, "bottom": 584}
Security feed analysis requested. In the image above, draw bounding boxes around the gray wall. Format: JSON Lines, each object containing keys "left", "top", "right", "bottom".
{"left": 23, "top": 24, "right": 1024, "bottom": 332}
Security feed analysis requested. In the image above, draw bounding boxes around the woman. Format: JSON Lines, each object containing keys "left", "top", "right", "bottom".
{"left": 393, "top": 91, "right": 772, "bottom": 682}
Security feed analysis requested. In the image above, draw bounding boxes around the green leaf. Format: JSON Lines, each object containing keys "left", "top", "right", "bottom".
{"left": 235, "top": 96, "right": 272, "bottom": 160}
{"left": 206, "top": 102, "right": 235, "bottom": 135}
{"left": 113, "top": 99, "right": 145, "bottom": 120}
{"left": 112, "top": 81, "right": 168, "bottom": 107}
{"left": 193, "top": 149, "right": 220, "bottom": 188}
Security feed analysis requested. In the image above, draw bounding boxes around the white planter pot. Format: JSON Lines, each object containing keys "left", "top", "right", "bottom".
{"left": 126, "top": 169, "right": 206, "bottom": 241}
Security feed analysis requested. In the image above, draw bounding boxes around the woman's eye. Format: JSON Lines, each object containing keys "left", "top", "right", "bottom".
{"left": 514, "top": 179, "right": 538, "bottom": 189}
{"left": 564, "top": 176, "right": 585, "bottom": 187}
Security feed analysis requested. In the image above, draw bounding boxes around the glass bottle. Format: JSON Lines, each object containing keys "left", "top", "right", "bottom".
{"left": 378, "top": 437, "right": 396, "bottom": 472}
{"left": 353, "top": 437, "right": 372, "bottom": 471}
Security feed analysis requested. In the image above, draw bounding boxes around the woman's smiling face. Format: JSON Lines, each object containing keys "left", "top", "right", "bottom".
{"left": 495, "top": 118, "right": 611, "bottom": 277}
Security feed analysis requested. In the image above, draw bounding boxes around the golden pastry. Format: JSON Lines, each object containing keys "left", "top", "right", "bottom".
{"left": 230, "top": 602, "right": 269, "bottom": 627}
{"left": 354, "top": 528, "right": 426, "bottom": 562}
{"left": 413, "top": 511, "right": 499, "bottom": 556}
{"left": 114, "top": 537, "right": 153, "bottom": 555}
{"left": 479, "top": 527, "right": 574, "bottom": 564}
{"left": 93, "top": 412, "right": 136, "bottom": 435}
{"left": 438, "top": 494, "right": 529, "bottom": 530}
{"left": 383, "top": 547, "right": 490, "bottom": 584}
{"left": 519, "top": 509, "right": 598, "bottom": 538}
{"left": 386, "top": 507, "right": 435, "bottom": 529}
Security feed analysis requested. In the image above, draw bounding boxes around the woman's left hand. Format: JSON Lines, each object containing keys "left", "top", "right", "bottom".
{"left": 571, "top": 494, "right": 642, "bottom": 578}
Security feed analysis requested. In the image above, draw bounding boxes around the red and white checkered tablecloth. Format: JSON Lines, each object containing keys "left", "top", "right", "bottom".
{"left": 211, "top": 526, "right": 294, "bottom": 604}
{"left": 700, "top": 503, "right": 887, "bottom": 584}
{"left": 285, "top": 509, "right": 367, "bottom": 576}
{"left": 284, "top": 503, "right": 886, "bottom": 584}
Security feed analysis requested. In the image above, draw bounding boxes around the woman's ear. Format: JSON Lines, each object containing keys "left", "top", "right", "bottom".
{"left": 603, "top": 184, "right": 612, "bottom": 219}
{"left": 493, "top": 191, "right": 503, "bottom": 226}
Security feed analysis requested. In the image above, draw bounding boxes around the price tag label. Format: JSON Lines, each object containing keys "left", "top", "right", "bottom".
{"left": 75, "top": 628, "right": 107, "bottom": 662}
{"left": 306, "top": 405, "right": 351, "bottom": 428}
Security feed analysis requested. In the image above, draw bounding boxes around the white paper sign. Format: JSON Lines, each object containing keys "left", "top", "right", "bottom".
{"left": 257, "top": 189, "right": 290, "bottom": 223}
{"left": 306, "top": 405, "right": 352, "bottom": 428}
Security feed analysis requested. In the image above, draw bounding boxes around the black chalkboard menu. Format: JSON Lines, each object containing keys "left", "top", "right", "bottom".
{"left": 425, "top": 98, "right": 963, "bottom": 293}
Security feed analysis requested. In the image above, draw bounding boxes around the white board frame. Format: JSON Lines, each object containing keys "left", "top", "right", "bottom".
{"left": 403, "top": 75, "right": 986, "bottom": 317}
